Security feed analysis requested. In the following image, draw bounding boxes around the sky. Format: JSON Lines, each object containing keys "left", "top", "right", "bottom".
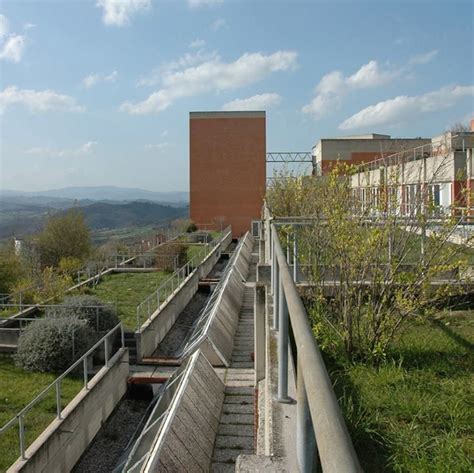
{"left": 0, "top": 0, "right": 473, "bottom": 192}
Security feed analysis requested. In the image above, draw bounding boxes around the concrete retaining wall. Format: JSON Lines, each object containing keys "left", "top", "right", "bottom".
{"left": 136, "top": 231, "right": 232, "bottom": 361}
{"left": 8, "top": 348, "right": 129, "bottom": 473}
{"left": 196, "top": 232, "right": 254, "bottom": 366}
{"left": 144, "top": 350, "right": 225, "bottom": 471}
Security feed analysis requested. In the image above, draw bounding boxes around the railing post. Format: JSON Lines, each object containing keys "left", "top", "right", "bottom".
{"left": 121, "top": 324, "right": 125, "bottom": 348}
{"left": 55, "top": 381, "right": 62, "bottom": 419}
{"left": 277, "top": 280, "right": 291, "bottom": 403}
{"left": 83, "top": 357, "right": 89, "bottom": 389}
{"left": 19, "top": 414, "right": 26, "bottom": 460}
{"left": 293, "top": 230, "right": 298, "bottom": 283}
{"left": 273, "top": 260, "right": 279, "bottom": 331}
{"left": 254, "top": 284, "right": 266, "bottom": 386}
{"left": 104, "top": 335, "right": 110, "bottom": 367}
{"left": 136, "top": 306, "right": 140, "bottom": 331}
{"left": 297, "top": 358, "right": 316, "bottom": 472}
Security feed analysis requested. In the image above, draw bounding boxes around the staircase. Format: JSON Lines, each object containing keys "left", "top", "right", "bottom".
{"left": 211, "top": 279, "right": 256, "bottom": 471}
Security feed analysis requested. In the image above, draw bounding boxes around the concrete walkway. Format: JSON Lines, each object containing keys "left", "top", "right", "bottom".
{"left": 211, "top": 274, "right": 256, "bottom": 471}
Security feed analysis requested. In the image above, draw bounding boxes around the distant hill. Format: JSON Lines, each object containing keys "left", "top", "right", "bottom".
{"left": 1, "top": 186, "right": 189, "bottom": 204}
{"left": 0, "top": 200, "right": 188, "bottom": 240}
{"left": 79, "top": 201, "right": 188, "bottom": 230}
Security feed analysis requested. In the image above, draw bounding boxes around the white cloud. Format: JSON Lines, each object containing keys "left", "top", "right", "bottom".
{"left": 303, "top": 52, "right": 439, "bottom": 119}
{"left": 409, "top": 49, "right": 438, "bottom": 65}
{"left": 23, "top": 23, "right": 36, "bottom": 31}
{"left": 0, "top": 34, "right": 26, "bottom": 62}
{"left": 0, "top": 86, "right": 85, "bottom": 113}
{"left": 82, "top": 70, "right": 118, "bottom": 88}
{"left": 222, "top": 93, "right": 281, "bottom": 111}
{"left": 189, "top": 0, "right": 224, "bottom": 8}
{"left": 302, "top": 60, "right": 399, "bottom": 119}
{"left": 339, "top": 84, "right": 474, "bottom": 130}
{"left": 96, "top": 0, "right": 151, "bottom": 26}
{"left": 144, "top": 142, "right": 169, "bottom": 150}
{"left": 123, "top": 50, "right": 297, "bottom": 114}
{"left": 189, "top": 38, "right": 206, "bottom": 49}
{"left": 137, "top": 50, "right": 219, "bottom": 87}
{"left": 211, "top": 18, "right": 227, "bottom": 31}
{"left": 24, "top": 141, "right": 97, "bottom": 158}
{"left": 0, "top": 14, "right": 9, "bottom": 39}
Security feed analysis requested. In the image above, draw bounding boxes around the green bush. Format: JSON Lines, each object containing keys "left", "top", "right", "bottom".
{"left": 15, "top": 316, "right": 94, "bottom": 373}
{"left": 47, "top": 295, "right": 119, "bottom": 331}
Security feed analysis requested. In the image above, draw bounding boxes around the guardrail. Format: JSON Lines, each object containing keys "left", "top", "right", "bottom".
{"left": 177, "top": 234, "right": 245, "bottom": 360}
{"left": 135, "top": 227, "right": 231, "bottom": 330}
{"left": 268, "top": 222, "right": 361, "bottom": 472}
{"left": 0, "top": 322, "right": 125, "bottom": 461}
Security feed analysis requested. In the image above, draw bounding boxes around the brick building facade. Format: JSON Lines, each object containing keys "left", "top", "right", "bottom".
{"left": 189, "top": 111, "right": 266, "bottom": 236}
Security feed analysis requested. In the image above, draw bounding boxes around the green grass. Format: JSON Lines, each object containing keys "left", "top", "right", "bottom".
{"left": 0, "top": 354, "right": 83, "bottom": 472}
{"left": 325, "top": 310, "right": 474, "bottom": 472}
{"left": 186, "top": 244, "right": 207, "bottom": 264}
{"left": 83, "top": 272, "right": 170, "bottom": 330}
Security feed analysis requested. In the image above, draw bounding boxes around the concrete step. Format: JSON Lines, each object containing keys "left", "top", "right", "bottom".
{"left": 212, "top": 448, "right": 253, "bottom": 464}
{"left": 215, "top": 434, "right": 254, "bottom": 450}
{"left": 210, "top": 462, "right": 235, "bottom": 473}
{"left": 230, "top": 362, "right": 253, "bottom": 368}
{"left": 218, "top": 423, "right": 254, "bottom": 437}
{"left": 221, "top": 395, "right": 253, "bottom": 405}
{"left": 225, "top": 386, "right": 254, "bottom": 396}
{"left": 219, "top": 413, "right": 254, "bottom": 425}
{"left": 222, "top": 403, "right": 254, "bottom": 415}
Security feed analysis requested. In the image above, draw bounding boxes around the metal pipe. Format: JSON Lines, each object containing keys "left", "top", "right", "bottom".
{"left": 271, "top": 224, "right": 361, "bottom": 473}
{"left": 277, "top": 277, "right": 290, "bottom": 402}
{"left": 19, "top": 415, "right": 25, "bottom": 460}
{"left": 273, "top": 261, "right": 279, "bottom": 331}
{"left": 297, "top": 358, "right": 316, "bottom": 472}
{"left": 55, "top": 381, "right": 62, "bottom": 419}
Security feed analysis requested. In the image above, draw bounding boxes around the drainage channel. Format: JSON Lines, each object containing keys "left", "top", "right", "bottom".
{"left": 73, "top": 241, "right": 238, "bottom": 472}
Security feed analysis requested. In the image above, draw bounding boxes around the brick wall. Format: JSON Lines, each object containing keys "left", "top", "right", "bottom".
{"left": 189, "top": 111, "right": 266, "bottom": 236}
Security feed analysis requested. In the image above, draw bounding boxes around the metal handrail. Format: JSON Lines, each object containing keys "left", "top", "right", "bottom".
{"left": 0, "top": 322, "right": 125, "bottom": 461}
{"left": 270, "top": 223, "right": 361, "bottom": 472}
{"left": 135, "top": 227, "right": 231, "bottom": 329}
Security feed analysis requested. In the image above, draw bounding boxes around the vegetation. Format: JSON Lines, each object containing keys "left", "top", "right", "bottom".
{"left": 83, "top": 272, "right": 170, "bottom": 329}
{"left": 0, "top": 354, "right": 83, "bottom": 471}
{"left": 46, "top": 295, "right": 119, "bottom": 332}
{"left": 327, "top": 310, "right": 473, "bottom": 472}
{"left": 267, "top": 165, "right": 473, "bottom": 471}
{"left": 15, "top": 316, "right": 94, "bottom": 373}
{"left": 154, "top": 241, "right": 189, "bottom": 271}
{"left": 267, "top": 165, "right": 472, "bottom": 362}
{"left": 0, "top": 244, "right": 25, "bottom": 294}
{"left": 37, "top": 209, "right": 92, "bottom": 268}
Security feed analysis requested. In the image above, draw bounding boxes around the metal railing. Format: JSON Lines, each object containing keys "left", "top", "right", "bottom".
{"left": 267, "top": 221, "right": 361, "bottom": 472}
{"left": 177, "top": 234, "right": 246, "bottom": 360}
{"left": 135, "top": 227, "right": 231, "bottom": 330}
{"left": 0, "top": 322, "right": 125, "bottom": 462}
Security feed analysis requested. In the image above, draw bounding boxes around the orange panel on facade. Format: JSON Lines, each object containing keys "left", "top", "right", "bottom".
{"left": 189, "top": 111, "right": 266, "bottom": 236}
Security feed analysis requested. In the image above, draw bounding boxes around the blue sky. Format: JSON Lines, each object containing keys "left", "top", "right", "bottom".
{"left": 0, "top": 0, "right": 473, "bottom": 192}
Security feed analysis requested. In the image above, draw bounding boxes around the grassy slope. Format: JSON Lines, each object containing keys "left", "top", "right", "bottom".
{"left": 84, "top": 272, "right": 170, "bottom": 330}
{"left": 326, "top": 311, "right": 474, "bottom": 472}
{"left": 0, "top": 355, "right": 83, "bottom": 472}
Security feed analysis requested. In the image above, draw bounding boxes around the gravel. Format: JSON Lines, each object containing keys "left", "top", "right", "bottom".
{"left": 73, "top": 397, "right": 149, "bottom": 473}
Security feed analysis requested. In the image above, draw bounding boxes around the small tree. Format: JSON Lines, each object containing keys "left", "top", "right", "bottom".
{"left": 37, "top": 209, "right": 92, "bottom": 268}
{"left": 154, "top": 241, "right": 189, "bottom": 272}
{"left": 15, "top": 316, "right": 94, "bottom": 373}
{"left": 0, "top": 245, "right": 25, "bottom": 293}
{"left": 266, "top": 162, "right": 472, "bottom": 363}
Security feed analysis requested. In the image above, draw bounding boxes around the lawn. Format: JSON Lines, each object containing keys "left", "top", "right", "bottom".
{"left": 0, "top": 354, "right": 83, "bottom": 472}
{"left": 324, "top": 310, "right": 474, "bottom": 472}
{"left": 83, "top": 272, "right": 170, "bottom": 330}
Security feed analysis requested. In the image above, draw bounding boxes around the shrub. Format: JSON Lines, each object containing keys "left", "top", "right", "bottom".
{"left": 154, "top": 241, "right": 189, "bottom": 272}
{"left": 15, "top": 316, "right": 94, "bottom": 373}
{"left": 47, "top": 295, "right": 119, "bottom": 332}
{"left": 186, "top": 222, "right": 198, "bottom": 233}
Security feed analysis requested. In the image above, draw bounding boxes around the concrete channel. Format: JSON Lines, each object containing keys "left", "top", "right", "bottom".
{"left": 72, "top": 233, "right": 258, "bottom": 472}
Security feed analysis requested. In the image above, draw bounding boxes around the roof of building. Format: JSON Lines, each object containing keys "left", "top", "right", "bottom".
{"left": 189, "top": 111, "right": 265, "bottom": 119}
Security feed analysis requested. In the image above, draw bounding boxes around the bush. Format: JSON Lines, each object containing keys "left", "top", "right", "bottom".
{"left": 186, "top": 222, "right": 198, "bottom": 233}
{"left": 47, "top": 295, "right": 119, "bottom": 332}
{"left": 15, "top": 316, "right": 94, "bottom": 373}
{"left": 154, "top": 241, "right": 189, "bottom": 272}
